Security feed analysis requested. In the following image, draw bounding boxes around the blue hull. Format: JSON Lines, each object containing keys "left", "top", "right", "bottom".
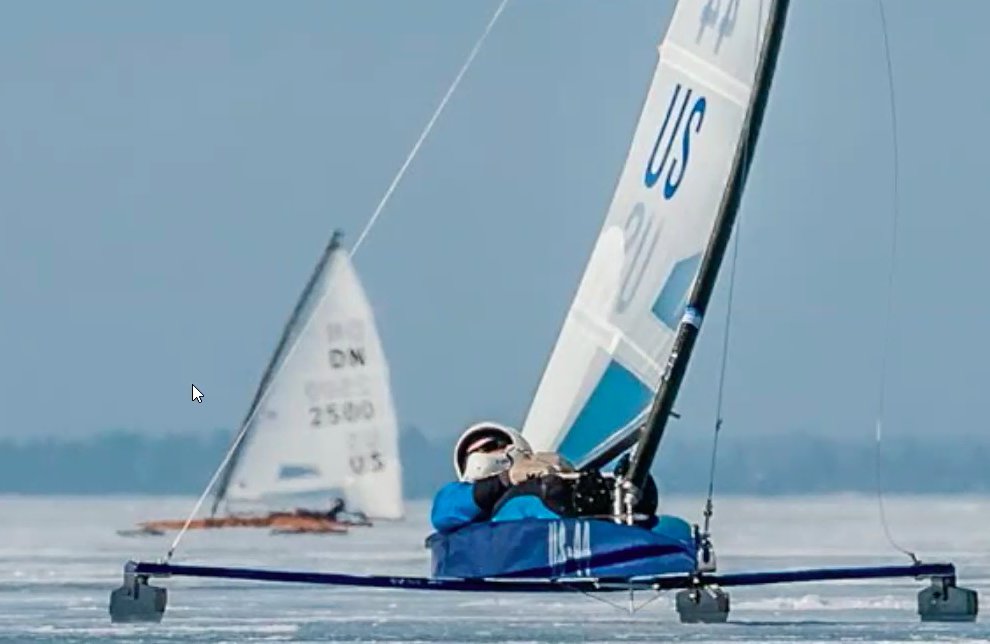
{"left": 427, "top": 515, "right": 697, "bottom": 579}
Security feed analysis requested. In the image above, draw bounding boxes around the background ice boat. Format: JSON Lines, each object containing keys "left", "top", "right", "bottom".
{"left": 121, "top": 231, "right": 404, "bottom": 537}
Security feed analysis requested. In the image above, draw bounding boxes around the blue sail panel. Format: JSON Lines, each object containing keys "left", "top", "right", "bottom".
{"left": 556, "top": 360, "right": 653, "bottom": 464}
{"left": 652, "top": 252, "right": 702, "bottom": 329}
{"left": 277, "top": 465, "right": 321, "bottom": 480}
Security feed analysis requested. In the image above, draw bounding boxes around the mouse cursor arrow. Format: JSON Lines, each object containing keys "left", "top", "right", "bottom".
{"left": 191, "top": 384, "right": 204, "bottom": 403}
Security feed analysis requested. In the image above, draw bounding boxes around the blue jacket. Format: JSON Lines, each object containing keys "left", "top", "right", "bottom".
{"left": 430, "top": 474, "right": 507, "bottom": 533}
{"left": 431, "top": 474, "right": 563, "bottom": 533}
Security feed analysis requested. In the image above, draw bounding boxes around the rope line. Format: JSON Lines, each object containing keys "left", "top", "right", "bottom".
{"left": 351, "top": 0, "right": 509, "bottom": 255}
{"left": 162, "top": 0, "right": 510, "bottom": 562}
{"left": 873, "top": 0, "right": 918, "bottom": 565}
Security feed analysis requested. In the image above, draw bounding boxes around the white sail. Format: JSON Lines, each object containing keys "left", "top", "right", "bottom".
{"left": 522, "top": 0, "right": 771, "bottom": 465}
{"left": 224, "top": 247, "right": 404, "bottom": 520}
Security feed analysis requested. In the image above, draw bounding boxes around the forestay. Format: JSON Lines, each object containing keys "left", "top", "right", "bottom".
{"left": 222, "top": 246, "right": 404, "bottom": 519}
{"left": 522, "top": 0, "right": 771, "bottom": 466}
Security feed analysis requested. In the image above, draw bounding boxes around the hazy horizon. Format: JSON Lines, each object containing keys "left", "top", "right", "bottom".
{"left": 2, "top": 0, "right": 989, "bottom": 444}
{"left": 2, "top": 427, "right": 987, "bottom": 497}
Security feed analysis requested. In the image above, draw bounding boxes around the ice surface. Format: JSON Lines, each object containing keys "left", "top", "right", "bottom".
{"left": 0, "top": 495, "right": 987, "bottom": 643}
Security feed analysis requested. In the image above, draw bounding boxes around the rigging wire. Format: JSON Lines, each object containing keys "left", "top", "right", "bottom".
{"left": 700, "top": 3, "right": 917, "bottom": 568}
{"left": 161, "top": 0, "right": 511, "bottom": 563}
{"left": 873, "top": 0, "right": 919, "bottom": 565}
{"left": 698, "top": 0, "right": 764, "bottom": 541}
{"left": 699, "top": 217, "right": 741, "bottom": 538}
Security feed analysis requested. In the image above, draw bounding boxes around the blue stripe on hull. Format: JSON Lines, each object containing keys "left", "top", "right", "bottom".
{"left": 557, "top": 360, "right": 652, "bottom": 464}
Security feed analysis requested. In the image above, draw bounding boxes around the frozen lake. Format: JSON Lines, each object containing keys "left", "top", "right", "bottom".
{"left": 0, "top": 495, "right": 987, "bottom": 643}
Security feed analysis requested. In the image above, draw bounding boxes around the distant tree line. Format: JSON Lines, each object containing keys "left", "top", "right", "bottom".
{"left": 653, "top": 430, "right": 990, "bottom": 495}
{"left": 0, "top": 427, "right": 986, "bottom": 496}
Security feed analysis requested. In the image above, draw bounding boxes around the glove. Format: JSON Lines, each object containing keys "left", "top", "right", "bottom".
{"left": 504, "top": 456, "right": 554, "bottom": 485}
{"left": 539, "top": 470, "right": 613, "bottom": 518}
{"left": 505, "top": 444, "right": 532, "bottom": 463}
{"left": 571, "top": 469, "right": 614, "bottom": 516}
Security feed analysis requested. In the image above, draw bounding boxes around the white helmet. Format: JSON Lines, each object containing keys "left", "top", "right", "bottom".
{"left": 453, "top": 421, "right": 532, "bottom": 482}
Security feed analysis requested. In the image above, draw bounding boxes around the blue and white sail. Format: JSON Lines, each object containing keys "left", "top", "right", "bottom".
{"left": 521, "top": 0, "right": 772, "bottom": 466}
{"left": 219, "top": 241, "right": 405, "bottom": 520}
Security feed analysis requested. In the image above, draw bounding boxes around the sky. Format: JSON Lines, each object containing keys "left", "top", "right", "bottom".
{"left": 1, "top": 0, "right": 988, "bottom": 448}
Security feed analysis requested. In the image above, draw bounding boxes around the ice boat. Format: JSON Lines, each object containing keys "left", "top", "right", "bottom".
{"left": 429, "top": 0, "right": 785, "bottom": 580}
{"left": 120, "top": 231, "right": 404, "bottom": 537}
{"left": 112, "top": 0, "right": 978, "bottom": 626}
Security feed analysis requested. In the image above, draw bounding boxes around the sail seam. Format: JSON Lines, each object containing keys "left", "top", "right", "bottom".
{"left": 659, "top": 42, "right": 752, "bottom": 106}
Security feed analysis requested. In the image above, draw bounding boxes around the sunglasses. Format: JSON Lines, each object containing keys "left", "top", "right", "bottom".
{"left": 468, "top": 438, "right": 510, "bottom": 455}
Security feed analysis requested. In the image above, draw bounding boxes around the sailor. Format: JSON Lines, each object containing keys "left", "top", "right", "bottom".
{"left": 293, "top": 497, "right": 345, "bottom": 521}
{"left": 430, "top": 422, "right": 567, "bottom": 532}
{"left": 430, "top": 422, "right": 662, "bottom": 533}
{"left": 323, "top": 497, "right": 346, "bottom": 520}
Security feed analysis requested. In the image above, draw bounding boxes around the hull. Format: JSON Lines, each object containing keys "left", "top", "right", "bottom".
{"left": 427, "top": 515, "right": 697, "bottom": 579}
{"left": 127, "top": 513, "right": 371, "bottom": 535}
{"left": 270, "top": 525, "right": 349, "bottom": 535}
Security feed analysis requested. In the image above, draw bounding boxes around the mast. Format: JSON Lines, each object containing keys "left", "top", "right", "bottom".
{"left": 210, "top": 229, "right": 344, "bottom": 515}
{"left": 623, "top": 0, "right": 792, "bottom": 495}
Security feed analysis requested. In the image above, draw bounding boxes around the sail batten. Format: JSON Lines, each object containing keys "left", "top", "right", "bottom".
{"left": 661, "top": 43, "right": 755, "bottom": 105}
{"left": 521, "top": 0, "right": 781, "bottom": 469}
